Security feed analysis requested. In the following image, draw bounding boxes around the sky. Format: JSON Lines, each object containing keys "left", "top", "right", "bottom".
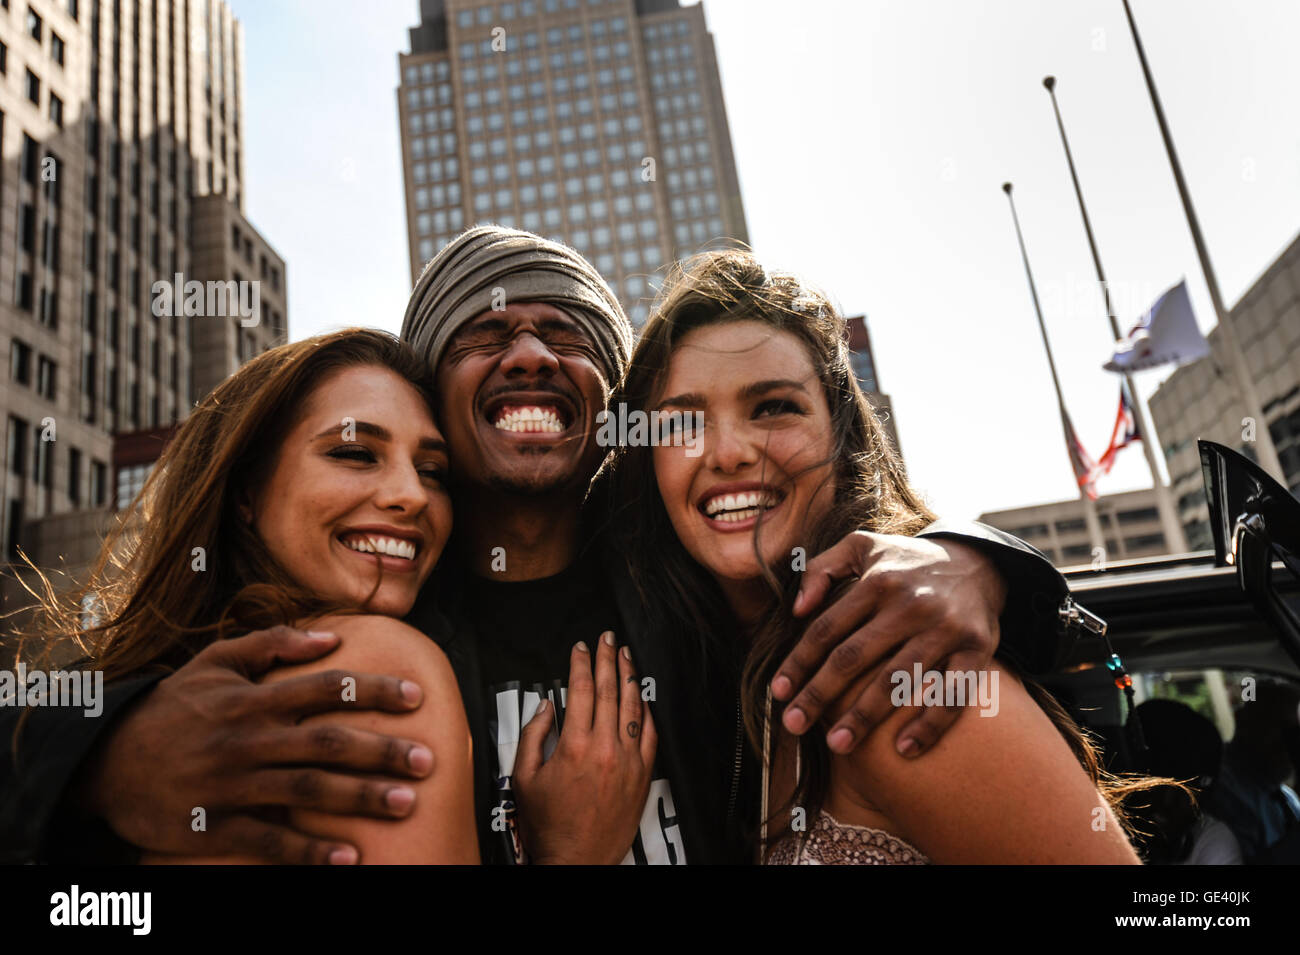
{"left": 229, "top": 0, "right": 1300, "bottom": 521}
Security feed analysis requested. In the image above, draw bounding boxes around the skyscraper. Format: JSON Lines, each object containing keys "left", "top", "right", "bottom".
{"left": 1, "top": 0, "right": 287, "bottom": 572}
{"left": 397, "top": 0, "right": 748, "bottom": 325}
{"left": 844, "top": 314, "right": 902, "bottom": 462}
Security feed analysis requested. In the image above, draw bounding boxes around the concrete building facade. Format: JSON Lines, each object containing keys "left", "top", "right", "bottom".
{"left": 1149, "top": 231, "right": 1300, "bottom": 551}
{"left": 979, "top": 487, "right": 1171, "bottom": 568}
{"left": 397, "top": 0, "right": 749, "bottom": 326}
{"left": 1, "top": 0, "right": 286, "bottom": 587}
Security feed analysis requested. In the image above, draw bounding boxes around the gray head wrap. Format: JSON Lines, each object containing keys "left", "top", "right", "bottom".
{"left": 400, "top": 225, "right": 633, "bottom": 383}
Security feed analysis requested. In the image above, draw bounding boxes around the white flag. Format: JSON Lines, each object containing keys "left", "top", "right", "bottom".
{"left": 1103, "top": 279, "right": 1209, "bottom": 373}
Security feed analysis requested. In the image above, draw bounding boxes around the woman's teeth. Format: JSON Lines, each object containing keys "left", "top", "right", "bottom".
{"left": 342, "top": 535, "right": 417, "bottom": 560}
{"left": 493, "top": 405, "right": 565, "bottom": 433}
{"left": 703, "top": 491, "right": 779, "bottom": 522}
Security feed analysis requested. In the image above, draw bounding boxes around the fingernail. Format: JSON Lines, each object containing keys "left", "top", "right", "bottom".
{"left": 408, "top": 745, "right": 433, "bottom": 773}
{"left": 621, "top": 646, "right": 631, "bottom": 660}
{"left": 534, "top": 699, "right": 549, "bottom": 715}
{"left": 602, "top": 630, "right": 615, "bottom": 646}
{"left": 329, "top": 846, "right": 358, "bottom": 865}
{"left": 575, "top": 641, "right": 589, "bottom": 653}
{"left": 792, "top": 591, "right": 805, "bottom": 613}
{"left": 306, "top": 630, "right": 336, "bottom": 641}
{"left": 771, "top": 675, "right": 793, "bottom": 699}
{"left": 400, "top": 680, "right": 422, "bottom": 705}
{"left": 827, "top": 728, "right": 854, "bottom": 753}
{"left": 898, "top": 737, "right": 920, "bottom": 758}
{"left": 386, "top": 787, "right": 416, "bottom": 811}
{"left": 783, "top": 706, "right": 808, "bottom": 734}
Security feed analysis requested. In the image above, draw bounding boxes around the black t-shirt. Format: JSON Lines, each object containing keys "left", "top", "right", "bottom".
{"left": 463, "top": 552, "right": 688, "bottom": 864}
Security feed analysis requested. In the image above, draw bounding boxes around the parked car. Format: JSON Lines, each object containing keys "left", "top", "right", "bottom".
{"left": 1040, "top": 441, "right": 1300, "bottom": 863}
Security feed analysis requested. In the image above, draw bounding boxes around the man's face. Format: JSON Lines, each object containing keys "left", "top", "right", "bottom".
{"left": 434, "top": 302, "right": 611, "bottom": 496}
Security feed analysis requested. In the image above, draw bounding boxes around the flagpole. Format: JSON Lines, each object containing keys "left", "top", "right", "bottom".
{"left": 1120, "top": 0, "right": 1285, "bottom": 482}
{"left": 1042, "top": 75, "right": 1190, "bottom": 553}
{"left": 1002, "top": 182, "right": 1106, "bottom": 556}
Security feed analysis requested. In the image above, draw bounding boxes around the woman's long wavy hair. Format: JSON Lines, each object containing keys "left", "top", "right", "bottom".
{"left": 604, "top": 249, "right": 1166, "bottom": 844}
{"left": 15, "top": 328, "right": 438, "bottom": 694}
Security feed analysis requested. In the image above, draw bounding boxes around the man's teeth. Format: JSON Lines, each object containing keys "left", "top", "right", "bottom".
{"left": 493, "top": 405, "right": 565, "bottom": 434}
{"left": 703, "top": 491, "right": 779, "bottom": 521}
{"left": 342, "top": 535, "right": 417, "bottom": 560}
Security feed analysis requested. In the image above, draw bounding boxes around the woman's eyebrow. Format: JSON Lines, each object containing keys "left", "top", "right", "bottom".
{"left": 739, "top": 378, "right": 810, "bottom": 399}
{"left": 314, "top": 421, "right": 447, "bottom": 453}
{"left": 655, "top": 392, "right": 706, "bottom": 410}
{"left": 314, "top": 420, "right": 390, "bottom": 441}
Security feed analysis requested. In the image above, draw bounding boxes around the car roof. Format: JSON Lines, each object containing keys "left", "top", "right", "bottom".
{"left": 1054, "top": 551, "right": 1300, "bottom": 679}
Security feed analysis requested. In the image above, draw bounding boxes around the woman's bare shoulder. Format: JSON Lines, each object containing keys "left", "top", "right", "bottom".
{"left": 831, "top": 662, "right": 1139, "bottom": 863}
{"left": 264, "top": 612, "right": 457, "bottom": 690}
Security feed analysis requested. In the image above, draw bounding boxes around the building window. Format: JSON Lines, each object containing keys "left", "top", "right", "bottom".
{"left": 26, "top": 69, "right": 40, "bottom": 105}
{"left": 7, "top": 416, "right": 29, "bottom": 479}
{"left": 51, "top": 32, "right": 64, "bottom": 66}
{"left": 27, "top": 9, "right": 42, "bottom": 42}
{"left": 90, "top": 459, "right": 107, "bottom": 507}
{"left": 16, "top": 272, "right": 34, "bottom": 311}
{"left": 116, "top": 463, "right": 152, "bottom": 510}
{"left": 21, "top": 133, "right": 39, "bottom": 183}
{"left": 68, "top": 447, "right": 82, "bottom": 505}
{"left": 10, "top": 340, "right": 32, "bottom": 385}
{"left": 36, "top": 355, "right": 55, "bottom": 400}
{"left": 49, "top": 93, "right": 63, "bottom": 127}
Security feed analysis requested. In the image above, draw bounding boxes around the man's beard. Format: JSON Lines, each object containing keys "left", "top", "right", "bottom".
{"left": 485, "top": 449, "right": 576, "bottom": 497}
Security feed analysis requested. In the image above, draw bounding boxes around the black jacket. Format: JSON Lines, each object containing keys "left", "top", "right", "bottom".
{"left": 0, "top": 519, "right": 1075, "bottom": 864}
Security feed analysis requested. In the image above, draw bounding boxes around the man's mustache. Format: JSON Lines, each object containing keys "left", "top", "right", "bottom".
{"left": 477, "top": 382, "right": 582, "bottom": 413}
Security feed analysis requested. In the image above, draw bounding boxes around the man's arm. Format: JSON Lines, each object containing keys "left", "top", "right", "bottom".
{"left": 771, "top": 520, "right": 1084, "bottom": 759}
{"left": 917, "top": 519, "right": 1074, "bottom": 674}
{"left": 3, "top": 627, "right": 441, "bottom": 864}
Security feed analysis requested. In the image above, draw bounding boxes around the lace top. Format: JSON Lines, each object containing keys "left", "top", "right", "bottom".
{"left": 765, "top": 810, "right": 929, "bottom": 865}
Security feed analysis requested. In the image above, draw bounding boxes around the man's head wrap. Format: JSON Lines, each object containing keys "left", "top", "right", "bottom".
{"left": 400, "top": 225, "right": 633, "bottom": 384}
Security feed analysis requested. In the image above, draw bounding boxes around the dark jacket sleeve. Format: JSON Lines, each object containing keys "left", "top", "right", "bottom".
{"left": 0, "top": 671, "right": 163, "bottom": 863}
{"left": 916, "top": 518, "right": 1075, "bottom": 675}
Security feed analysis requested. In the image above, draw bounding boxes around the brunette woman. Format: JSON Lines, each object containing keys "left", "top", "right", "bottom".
{"left": 24, "top": 329, "right": 477, "bottom": 864}
{"left": 603, "top": 251, "right": 1166, "bottom": 864}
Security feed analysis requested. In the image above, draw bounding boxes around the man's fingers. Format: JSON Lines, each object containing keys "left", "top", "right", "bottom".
{"left": 215, "top": 816, "right": 358, "bottom": 865}
{"left": 780, "top": 616, "right": 898, "bottom": 736}
{"left": 773, "top": 581, "right": 884, "bottom": 705}
{"left": 564, "top": 641, "right": 595, "bottom": 736}
{"left": 205, "top": 626, "right": 339, "bottom": 678}
{"left": 616, "top": 645, "right": 645, "bottom": 753}
{"left": 234, "top": 768, "right": 422, "bottom": 819}
{"left": 267, "top": 669, "right": 423, "bottom": 719}
{"left": 512, "top": 699, "right": 554, "bottom": 783}
{"left": 820, "top": 636, "right": 948, "bottom": 754}
{"left": 890, "top": 650, "right": 984, "bottom": 758}
{"left": 791, "top": 531, "right": 877, "bottom": 618}
{"left": 247, "top": 724, "right": 435, "bottom": 778}
{"left": 593, "top": 631, "right": 620, "bottom": 743}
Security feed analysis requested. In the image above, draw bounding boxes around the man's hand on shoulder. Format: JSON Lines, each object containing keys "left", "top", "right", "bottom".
{"left": 78, "top": 626, "right": 436, "bottom": 864}
{"left": 771, "top": 531, "right": 1008, "bottom": 759}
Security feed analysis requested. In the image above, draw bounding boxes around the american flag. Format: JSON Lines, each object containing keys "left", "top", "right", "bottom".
{"left": 1061, "top": 407, "right": 1100, "bottom": 501}
{"left": 1093, "top": 381, "right": 1141, "bottom": 478}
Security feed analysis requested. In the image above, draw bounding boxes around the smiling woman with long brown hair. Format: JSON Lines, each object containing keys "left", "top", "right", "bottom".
{"left": 20, "top": 328, "right": 478, "bottom": 864}
{"left": 605, "top": 250, "right": 1167, "bottom": 864}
